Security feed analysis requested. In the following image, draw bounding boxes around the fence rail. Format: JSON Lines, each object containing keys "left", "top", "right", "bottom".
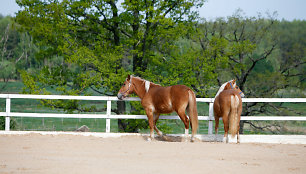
{"left": 0, "top": 94, "right": 305, "bottom": 134}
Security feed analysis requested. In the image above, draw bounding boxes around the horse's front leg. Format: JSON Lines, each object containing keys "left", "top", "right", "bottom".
{"left": 153, "top": 113, "right": 163, "bottom": 136}
{"left": 145, "top": 109, "right": 154, "bottom": 141}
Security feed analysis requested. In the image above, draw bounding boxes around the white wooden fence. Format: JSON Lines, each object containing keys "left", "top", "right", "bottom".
{"left": 0, "top": 94, "right": 305, "bottom": 134}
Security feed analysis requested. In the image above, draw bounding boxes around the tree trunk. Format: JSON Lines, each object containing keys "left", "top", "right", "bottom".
{"left": 117, "top": 100, "right": 126, "bottom": 132}
{"left": 239, "top": 121, "right": 245, "bottom": 134}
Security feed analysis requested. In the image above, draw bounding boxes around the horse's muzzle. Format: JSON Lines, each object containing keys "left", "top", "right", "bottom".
{"left": 240, "top": 93, "right": 245, "bottom": 98}
{"left": 117, "top": 93, "right": 124, "bottom": 100}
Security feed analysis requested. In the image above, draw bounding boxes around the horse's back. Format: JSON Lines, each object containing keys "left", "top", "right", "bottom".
{"left": 150, "top": 85, "right": 190, "bottom": 100}
{"left": 214, "top": 89, "right": 242, "bottom": 116}
{"left": 219, "top": 89, "right": 241, "bottom": 101}
{"left": 146, "top": 85, "right": 191, "bottom": 113}
{"left": 170, "top": 85, "right": 190, "bottom": 97}
{"left": 218, "top": 89, "right": 242, "bottom": 110}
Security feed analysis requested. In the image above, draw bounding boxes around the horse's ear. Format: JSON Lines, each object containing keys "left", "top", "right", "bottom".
{"left": 127, "top": 74, "right": 130, "bottom": 80}
{"left": 232, "top": 79, "right": 236, "bottom": 84}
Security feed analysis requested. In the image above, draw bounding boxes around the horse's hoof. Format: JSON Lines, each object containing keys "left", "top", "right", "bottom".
{"left": 147, "top": 137, "right": 152, "bottom": 141}
{"left": 157, "top": 131, "right": 163, "bottom": 137}
{"left": 223, "top": 137, "right": 228, "bottom": 143}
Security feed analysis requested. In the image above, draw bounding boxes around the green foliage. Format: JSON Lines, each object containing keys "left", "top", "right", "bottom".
{"left": 190, "top": 12, "right": 306, "bottom": 134}
{"left": 276, "top": 20, "right": 306, "bottom": 89}
{"left": 14, "top": 0, "right": 205, "bottom": 132}
{"left": 0, "top": 117, "right": 16, "bottom": 130}
{"left": 0, "top": 60, "right": 16, "bottom": 80}
{"left": 0, "top": 15, "right": 39, "bottom": 84}
{"left": 15, "top": 0, "right": 206, "bottom": 97}
{"left": 20, "top": 70, "right": 40, "bottom": 94}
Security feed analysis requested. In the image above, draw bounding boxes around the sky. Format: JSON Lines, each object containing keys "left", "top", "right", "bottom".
{"left": 0, "top": 0, "right": 306, "bottom": 21}
{"left": 200, "top": 0, "right": 306, "bottom": 21}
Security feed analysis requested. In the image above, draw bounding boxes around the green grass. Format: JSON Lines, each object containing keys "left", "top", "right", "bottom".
{"left": 12, "top": 117, "right": 118, "bottom": 132}
{"left": 0, "top": 81, "right": 25, "bottom": 94}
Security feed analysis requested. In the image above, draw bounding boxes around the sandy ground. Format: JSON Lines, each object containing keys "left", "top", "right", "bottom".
{"left": 0, "top": 134, "right": 305, "bottom": 174}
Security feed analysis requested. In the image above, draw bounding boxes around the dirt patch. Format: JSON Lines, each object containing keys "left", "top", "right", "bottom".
{"left": 0, "top": 134, "right": 305, "bottom": 174}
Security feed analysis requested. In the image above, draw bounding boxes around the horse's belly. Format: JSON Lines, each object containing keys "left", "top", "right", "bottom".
{"left": 155, "top": 104, "right": 173, "bottom": 113}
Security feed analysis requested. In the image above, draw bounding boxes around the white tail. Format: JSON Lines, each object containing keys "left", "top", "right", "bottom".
{"left": 187, "top": 90, "right": 198, "bottom": 141}
{"left": 229, "top": 95, "right": 239, "bottom": 138}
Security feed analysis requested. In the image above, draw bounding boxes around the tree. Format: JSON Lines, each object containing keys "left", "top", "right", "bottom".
{"left": 0, "top": 15, "right": 38, "bottom": 90}
{"left": 195, "top": 12, "right": 305, "bottom": 134}
{"left": 277, "top": 20, "right": 306, "bottom": 91}
{"left": 0, "top": 15, "right": 38, "bottom": 130}
{"left": 0, "top": 15, "right": 18, "bottom": 88}
{"left": 15, "top": 0, "right": 205, "bottom": 132}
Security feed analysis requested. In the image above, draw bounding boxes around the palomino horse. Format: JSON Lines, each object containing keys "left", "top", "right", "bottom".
{"left": 213, "top": 79, "right": 245, "bottom": 143}
{"left": 117, "top": 75, "right": 198, "bottom": 142}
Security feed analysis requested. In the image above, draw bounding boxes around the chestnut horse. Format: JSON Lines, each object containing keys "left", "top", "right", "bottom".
{"left": 213, "top": 80, "right": 245, "bottom": 143}
{"left": 117, "top": 75, "right": 198, "bottom": 142}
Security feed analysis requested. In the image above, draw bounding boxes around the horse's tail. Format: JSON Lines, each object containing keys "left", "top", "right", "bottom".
{"left": 229, "top": 94, "right": 240, "bottom": 138}
{"left": 187, "top": 90, "right": 198, "bottom": 139}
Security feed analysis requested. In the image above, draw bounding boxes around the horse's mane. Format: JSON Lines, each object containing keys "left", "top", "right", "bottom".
{"left": 131, "top": 75, "right": 161, "bottom": 93}
{"left": 214, "top": 80, "right": 235, "bottom": 98}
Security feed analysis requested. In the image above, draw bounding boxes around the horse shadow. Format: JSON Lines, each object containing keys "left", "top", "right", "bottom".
{"left": 141, "top": 134, "right": 184, "bottom": 142}
{"left": 141, "top": 134, "right": 227, "bottom": 143}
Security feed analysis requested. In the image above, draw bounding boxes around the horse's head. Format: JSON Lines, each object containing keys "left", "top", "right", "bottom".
{"left": 224, "top": 79, "right": 236, "bottom": 90}
{"left": 117, "top": 75, "right": 134, "bottom": 100}
{"left": 233, "top": 85, "right": 245, "bottom": 98}
{"left": 224, "top": 79, "right": 245, "bottom": 98}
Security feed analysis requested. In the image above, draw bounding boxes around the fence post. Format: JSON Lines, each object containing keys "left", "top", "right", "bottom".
{"left": 5, "top": 97, "right": 11, "bottom": 131}
{"left": 208, "top": 102, "right": 214, "bottom": 135}
{"left": 106, "top": 100, "right": 111, "bottom": 133}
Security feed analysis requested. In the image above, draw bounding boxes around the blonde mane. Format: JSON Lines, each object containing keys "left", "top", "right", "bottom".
{"left": 131, "top": 76, "right": 160, "bottom": 93}
{"left": 215, "top": 80, "right": 236, "bottom": 98}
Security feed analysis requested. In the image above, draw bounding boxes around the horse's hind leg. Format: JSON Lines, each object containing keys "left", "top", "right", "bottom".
{"left": 237, "top": 104, "right": 242, "bottom": 144}
{"left": 214, "top": 116, "right": 219, "bottom": 141}
{"left": 177, "top": 109, "right": 190, "bottom": 142}
{"left": 222, "top": 115, "right": 229, "bottom": 143}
